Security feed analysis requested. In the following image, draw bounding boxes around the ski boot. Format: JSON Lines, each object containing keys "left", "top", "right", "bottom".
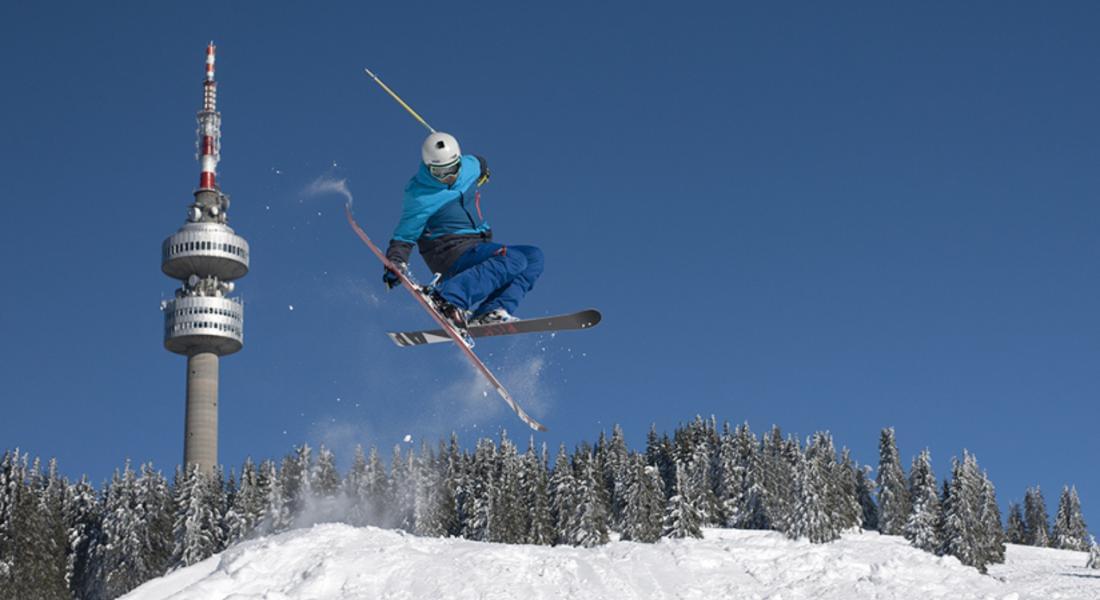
{"left": 471, "top": 308, "right": 519, "bottom": 326}
{"left": 424, "top": 290, "right": 474, "bottom": 347}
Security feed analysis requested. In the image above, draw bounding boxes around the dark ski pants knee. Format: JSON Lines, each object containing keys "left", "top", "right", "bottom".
{"left": 436, "top": 243, "right": 543, "bottom": 317}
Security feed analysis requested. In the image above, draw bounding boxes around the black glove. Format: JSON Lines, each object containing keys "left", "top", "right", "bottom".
{"left": 383, "top": 261, "right": 407, "bottom": 290}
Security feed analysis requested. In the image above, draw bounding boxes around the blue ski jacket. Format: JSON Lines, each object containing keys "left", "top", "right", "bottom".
{"left": 385, "top": 154, "right": 491, "bottom": 275}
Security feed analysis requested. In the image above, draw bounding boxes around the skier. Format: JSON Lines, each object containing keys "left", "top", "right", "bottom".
{"left": 383, "top": 132, "right": 543, "bottom": 329}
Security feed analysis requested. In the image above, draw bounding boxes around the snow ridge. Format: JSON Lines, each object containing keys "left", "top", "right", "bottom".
{"left": 123, "top": 525, "right": 1099, "bottom": 600}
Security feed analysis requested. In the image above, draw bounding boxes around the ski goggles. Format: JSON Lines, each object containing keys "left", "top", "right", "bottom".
{"left": 429, "top": 159, "right": 461, "bottom": 180}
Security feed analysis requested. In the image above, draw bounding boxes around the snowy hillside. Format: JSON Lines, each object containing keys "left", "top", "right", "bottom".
{"left": 123, "top": 524, "right": 1098, "bottom": 600}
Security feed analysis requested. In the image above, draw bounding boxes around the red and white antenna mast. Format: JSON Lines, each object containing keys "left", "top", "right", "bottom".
{"left": 198, "top": 42, "right": 221, "bottom": 190}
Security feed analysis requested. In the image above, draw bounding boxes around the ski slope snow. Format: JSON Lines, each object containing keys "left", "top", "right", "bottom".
{"left": 123, "top": 524, "right": 1099, "bottom": 600}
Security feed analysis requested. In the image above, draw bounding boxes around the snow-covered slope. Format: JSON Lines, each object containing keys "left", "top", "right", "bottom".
{"left": 123, "top": 524, "right": 1098, "bottom": 600}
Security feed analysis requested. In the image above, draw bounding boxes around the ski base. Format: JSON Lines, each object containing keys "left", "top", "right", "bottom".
{"left": 388, "top": 309, "right": 601, "bottom": 348}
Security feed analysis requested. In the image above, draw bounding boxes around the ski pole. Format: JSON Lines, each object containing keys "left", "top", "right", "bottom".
{"left": 363, "top": 68, "right": 436, "bottom": 133}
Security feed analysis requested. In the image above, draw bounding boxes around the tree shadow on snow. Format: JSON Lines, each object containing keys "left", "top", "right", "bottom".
{"left": 1060, "top": 572, "right": 1100, "bottom": 580}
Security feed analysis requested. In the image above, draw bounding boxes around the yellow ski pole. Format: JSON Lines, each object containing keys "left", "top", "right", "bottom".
{"left": 363, "top": 68, "right": 436, "bottom": 133}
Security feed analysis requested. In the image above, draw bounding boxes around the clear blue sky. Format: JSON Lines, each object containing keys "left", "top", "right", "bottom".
{"left": 1, "top": 2, "right": 1097, "bottom": 533}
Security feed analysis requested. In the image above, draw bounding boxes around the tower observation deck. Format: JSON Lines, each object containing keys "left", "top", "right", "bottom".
{"left": 161, "top": 43, "right": 248, "bottom": 473}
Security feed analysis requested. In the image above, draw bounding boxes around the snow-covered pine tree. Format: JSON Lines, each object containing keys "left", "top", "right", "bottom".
{"left": 344, "top": 446, "right": 368, "bottom": 527}
{"left": 6, "top": 456, "right": 67, "bottom": 600}
{"left": 759, "top": 426, "right": 794, "bottom": 532}
{"left": 787, "top": 432, "right": 843, "bottom": 543}
{"left": 784, "top": 436, "right": 815, "bottom": 541}
{"left": 274, "top": 450, "right": 306, "bottom": 529}
{"left": 781, "top": 433, "right": 803, "bottom": 532}
{"left": 601, "top": 425, "right": 630, "bottom": 531}
{"left": 437, "top": 436, "right": 463, "bottom": 538}
{"left": 0, "top": 451, "right": 40, "bottom": 600}
{"left": 1023, "top": 486, "right": 1051, "bottom": 547}
{"left": 312, "top": 446, "right": 341, "bottom": 501}
{"left": 1052, "top": 485, "right": 1090, "bottom": 551}
{"left": 904, "top": 449, "right": 942, "bottom": 553}
{"left": 95, "top": 461, "right": 151, "bottom": 598}
{"left": 688, "top": 431, "right": 721, "bottom": 527}
{"left": 573, "top": 455, "right": 610, "bottom": 547}
{"left": 1005, "top": 502, "right": 1026, "bottom": 545}
{"left": 172, "top": 465, "right": 222, "bottom": 569}
{"left": 136, "top": 463, "right": 173, "bottom": 581}
{"left": 521, "top": 440, "right": 554, "bottom": 545}
{"left": 462, "top": 438, "right": 495, "bottom": 542}
{"left": 34, "top": 458, "right": 69, "bottom": 600}
{"left": 876, "top": 427, "right": 909, "bottom": 536}
{"left": 550, "top": 443, "right": 579, "bottom": 546}
{"left": 940, "top": 454, "right": 979, "bottom": 570}
{"left": 621, "top": 455, "right": 665, "bottom": 543}
{"left": 575, "top": 440, "right": 611, "bottom": 534}
{"left": 733, "top": 423, "right": 768, "bottom": 529}
{"left": 225, "top": 457, "right": 268, "bottom": 544}
{"left": 978, "top": 469, "right": 1005, "bottom": 565}
{"left": 662, "top": 460, "right": 703, "bottom": 539}
{"left": 1088, "top": 536, "right": 1100, "bottom": 569}
{"left": 413, "top": 441, "right": 444, "bottom": 537}
{"left": 489, "top": 432, "right": 525, "bottom": 544}
{"left": 364, "top": 446, "right": 391, "bottom": 527}
{"left": 292, "top": 445, "right": 313, "bottom": 522}
{"left": 261, "top": 459, "right": 291, "bottom": 534}
{"left": 64, "top": 475, "right": 101, "bottom": 600}
{"left": 0, "top": 451, "right": 15, "bottom": 596}
{"left": 671, "top": 418, "right": 700, "bottom": 468}
{"left": 4, "top": 454, "right": 37, "bottom": 599}
{"left": 941, "top": 451, "right": 999, "bottom": 573}
{"left": 716, "top": 426, "right": 746, "bottom": 528}
{"left": 855, "top": 464, "right": 878, "bottom": 531}
{"left": 833, "top": 448, "right": 863, "bottom": 532}
{"left": 212, "top": 466, "right": 230, "bottom": 551}
{"left": 0, "top": 452, "right": 11, "bottom": 595}
{"left": 645, "top": 425, "right": 676, "bottom": 498}
{"left": 389, "top": 445, "right": 417, "bottom": 531}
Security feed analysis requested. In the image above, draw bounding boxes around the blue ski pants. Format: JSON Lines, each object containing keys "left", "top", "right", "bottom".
{"left": 436, "top": 242, "right": 544, "bottom": 317}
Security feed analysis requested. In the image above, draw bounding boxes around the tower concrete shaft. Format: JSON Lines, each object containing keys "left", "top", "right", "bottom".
{"left": 162, "top": 42, "right": 248, "bottom": 474}
{"left": 184, "top": 352, "right": 219, "bottom": 470}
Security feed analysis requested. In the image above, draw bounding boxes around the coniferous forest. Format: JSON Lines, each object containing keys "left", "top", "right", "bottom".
{"left": 0, "top": 419, "right": 1093, "bottom": 600}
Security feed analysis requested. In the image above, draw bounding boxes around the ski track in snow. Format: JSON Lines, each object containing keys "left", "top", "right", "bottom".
{"left": 122, "top": 525, "right": 1100, "bottom": 600}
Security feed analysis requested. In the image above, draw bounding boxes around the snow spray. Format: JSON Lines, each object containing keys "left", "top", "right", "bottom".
{"left": 304, "top": 175, "right": 354, "bottom": 210}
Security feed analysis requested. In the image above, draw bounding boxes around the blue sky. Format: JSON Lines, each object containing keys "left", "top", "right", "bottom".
{"left": 1, "top": 2, "right": 1097, "bottom": 532}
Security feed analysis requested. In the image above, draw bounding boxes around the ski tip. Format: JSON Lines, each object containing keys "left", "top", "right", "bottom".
{"left": 582, "top": 308, "right": 602, "bottom": 328}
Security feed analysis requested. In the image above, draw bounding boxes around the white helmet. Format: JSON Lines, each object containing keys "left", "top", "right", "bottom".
{"left": 421, "top": 132, "right": 461, "bottom": 166}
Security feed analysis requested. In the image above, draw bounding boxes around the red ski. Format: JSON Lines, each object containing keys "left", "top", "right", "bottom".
{"left": 345, "top": 204, "right": 547, "bottom": 432}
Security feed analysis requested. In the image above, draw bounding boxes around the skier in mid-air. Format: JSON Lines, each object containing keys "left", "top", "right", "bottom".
{"left": 382, "top": 132, "right": 544, "bottom": 329}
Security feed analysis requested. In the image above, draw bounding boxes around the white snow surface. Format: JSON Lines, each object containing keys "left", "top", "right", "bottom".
{"left": 123, "top": 525, "right": 1100, "bottom": 600}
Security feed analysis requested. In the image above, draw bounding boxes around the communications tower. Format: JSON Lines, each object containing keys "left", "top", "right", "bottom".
{"left": 161, "top": 43, "right": 249, "bottom": 472}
